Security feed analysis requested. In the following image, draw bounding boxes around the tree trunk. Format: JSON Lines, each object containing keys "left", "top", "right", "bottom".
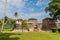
{"left": 1, "top": 25, "right": 4, "bottom": 32}
{"left": 1, "top": 20, "right": 4, "bottom": 32}
{"left": 22, "top": 26, "right": 23, "bottom": 32}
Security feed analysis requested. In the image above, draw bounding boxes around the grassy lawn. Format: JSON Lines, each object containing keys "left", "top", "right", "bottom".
{"left": 0, "top": 32, "right": 60, "bottom": 40}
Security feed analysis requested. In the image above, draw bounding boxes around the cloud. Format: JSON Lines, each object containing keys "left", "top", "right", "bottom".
{"left": 28, "top": 8, "right": 34, "bottom": 12}
{"left": 23, "top": 0, "right": 28, "bottom": 2}
{"left": 0, "top": 0, "right": 26, "bottom": 18}
{"left": 15, "top": 12, "right": 41, "bottom": 19}
{"left": 7, "top": 0, "right": 25, "bottom": 8}
{"left": 17, "top": 11, "right": 50, "bottom": 22}
{"left": 0, "top": 0, "right": 26, "bottom": 11}
{"left": 19, "top": 12, "right": 43, "bottom": 19}
{"left": 28, "top": 13, "right": 41, "bottom": 18}
{"left": 36, "top": 0, "right": 44, "bottom": 6}
{"left": 0, "top": 0, "right": 50, "bottom": 22}
{"left": 36, "top": 0, "right": 50, "bottom": 6}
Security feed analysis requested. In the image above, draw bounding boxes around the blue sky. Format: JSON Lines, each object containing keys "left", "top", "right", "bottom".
{"left": 0, "top": 0, "right": 50, "bottom": 22}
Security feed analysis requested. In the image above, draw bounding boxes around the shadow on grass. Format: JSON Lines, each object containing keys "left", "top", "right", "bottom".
{"left": 0, "top": 33, "right": 21, "bottom": 40}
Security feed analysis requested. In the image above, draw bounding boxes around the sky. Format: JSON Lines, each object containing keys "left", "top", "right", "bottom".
{"left": 0, "top": 0, "right": 50, "bottom": 23}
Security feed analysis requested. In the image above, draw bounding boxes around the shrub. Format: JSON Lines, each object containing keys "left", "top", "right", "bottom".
{"left": 51, "top": 28, "right": 57, "bottom": 33}
{"left": 58, "top": 28, "right": 60, "bottom": 33}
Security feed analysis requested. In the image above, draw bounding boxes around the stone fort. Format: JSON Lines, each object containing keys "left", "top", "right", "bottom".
{"left": 13, "top": 18, "right": 58, "bottom": 32}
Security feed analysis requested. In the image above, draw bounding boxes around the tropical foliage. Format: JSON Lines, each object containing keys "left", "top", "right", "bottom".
{"left": 0, "top": 21, "right": 2, "bottom": 26}
{"left": 4, "top": 16, "right": 8, "bottom": 23}
{"left": 0, "top": 16, "right": 15, "bottom": 26}
{"left": 21, "top": 20, "right": 28, "bottom": 27}
{"left": 21, "top": 20, "right": 28, "bottom": 32}
{"left": 45, "top": 0, "right": 60, "bottom": 19}
{"left": 14, "top": 12, "right": 18, "bottom": 19}
{"left": 4, "top": 16, "right": 15, "bottom": 24}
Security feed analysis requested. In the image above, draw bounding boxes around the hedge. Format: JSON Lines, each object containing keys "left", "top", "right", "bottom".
{"left": 51, "top": 28, "right": 57, "bottom": 33}
{"left": 58, "top": 28, "right": 60, "bottom": 33}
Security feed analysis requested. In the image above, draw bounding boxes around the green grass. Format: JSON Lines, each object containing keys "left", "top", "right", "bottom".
{"left": 0, "top": 32, "right": 60, "bottom": 40}
{"left": 2, "top": 28, "right": 13, "bottom": 32}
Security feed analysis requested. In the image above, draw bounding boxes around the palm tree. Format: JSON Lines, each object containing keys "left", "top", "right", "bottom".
{"left": 21, "top": 20, "right": 28, "bottom": 32}
{"left": 4, "top": 16, "right": 8, "bottom": 23}
{"left": 14, "top": 12, "right": 18, "bottom": 20}
{"left": 1, "top": 0, "right": 7, "bottom": 32}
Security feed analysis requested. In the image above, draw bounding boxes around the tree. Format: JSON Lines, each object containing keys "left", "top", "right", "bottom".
{"left": 1, "top": 16, "right": 8, "bottom": 32}
{"left": 4, "top": 16, "right": 8, "bottom": 24}
{"left": 14, "top": 12, "right": 18, "bottom": 19}
{"left": 0, "top": 16, "right": 15, "bottom": 32}
{"left": 21, "top": 20, "right": 28, "bottom": 32}
{"left": 45, "top": 0, "right": 60, "bottom": 20}
{"left": 0, "top": 21, "right": 2, "bottom": 32}
{"left": 0, "top": 21, "right": 2, "bottom": 26}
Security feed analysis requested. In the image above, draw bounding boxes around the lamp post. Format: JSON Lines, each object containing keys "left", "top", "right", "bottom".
{"left": 1, "top": 0, "right": 7, "bottom": 32}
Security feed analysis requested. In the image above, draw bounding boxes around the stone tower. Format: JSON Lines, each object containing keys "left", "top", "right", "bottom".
{"left": 42, "top": 18, "right": 58, "bottom": 31}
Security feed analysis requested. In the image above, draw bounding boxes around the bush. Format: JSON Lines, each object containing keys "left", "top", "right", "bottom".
{"left": 51, "top": 28, "right": 57, "bottom": 33}
{"left": 58, "top": 28, "right": 60, "bottom": 33}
